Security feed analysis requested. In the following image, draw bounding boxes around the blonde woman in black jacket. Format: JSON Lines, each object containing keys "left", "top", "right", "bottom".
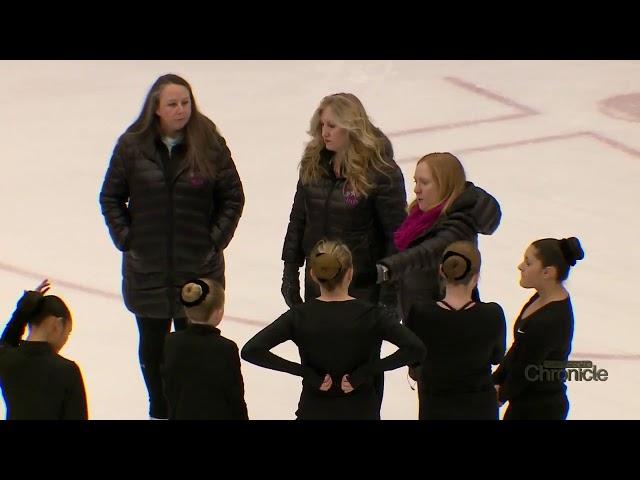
{"left": 281, "top": 93, "right": 407, "bottom": 309}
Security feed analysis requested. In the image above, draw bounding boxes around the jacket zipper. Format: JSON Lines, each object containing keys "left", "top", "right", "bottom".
{"left": 323, "top": 179, "right": 339, "bottom": 237}
{"left": 164, "top": 144, "right": 176, "bottom": 316}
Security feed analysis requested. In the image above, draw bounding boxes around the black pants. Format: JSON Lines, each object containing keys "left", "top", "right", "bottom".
{"left": 419, "top": 388, "right": 499, "bottom": 420}
{"left": 135, "top": 316, "right": 188, "bottom": 419}
{"left": 504, "top": 392, "right": 569, "bottom": 420}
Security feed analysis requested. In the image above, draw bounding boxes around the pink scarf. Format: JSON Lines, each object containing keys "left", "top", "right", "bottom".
{"left": 393, "top": 201, "right": 446, "bottom": 252}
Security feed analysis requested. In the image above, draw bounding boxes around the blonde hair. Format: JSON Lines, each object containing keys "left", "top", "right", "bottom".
{"left": 300, "top": 93, "right": 392, "bottom": 198}
{"left": 441, "top": 241, "right": 481, "bottom": 286}
{"left": 409, "top": 152, "right": 467, "bottom": 214}
{"left": 180, "top": 278, "right": 225, "bottom": 323}
{"left": 309, "top": 239, "right": 353, "bottom": 291}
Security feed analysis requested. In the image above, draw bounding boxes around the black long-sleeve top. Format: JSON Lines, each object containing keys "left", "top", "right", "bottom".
{"left": 493, "top": 294, "right": 574, "bottom": 403}
{"left": 162, "top": 323, "right": 248, "bottom": 420}
{"left": 0, "top": 293, "right": 88, "bottom": 420}
{"left": 405, "top": 301, "right": 506, "bottom": 395}
{"left": 241, "top": 299, "right": 425, "bottom": 418}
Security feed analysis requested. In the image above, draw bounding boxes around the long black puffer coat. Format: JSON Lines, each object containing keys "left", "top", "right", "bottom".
{"left": 99, "top": 127, "right": 244, "bottom": 318}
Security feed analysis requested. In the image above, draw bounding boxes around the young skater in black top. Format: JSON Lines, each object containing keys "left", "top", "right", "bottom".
{"left": 493, "top": 237, "right": 584, "bottom": 420}
{"left": 242, "top": 239, "right": 425, "bottom": 420}
{"left": 161, "top": 278, "right": 248, "bottom": 420}
{"left": 0, "top": 279, "right": 88, "bottom": 420}
{"left": 405, "top": 241, "right": 506, "bottom": 420}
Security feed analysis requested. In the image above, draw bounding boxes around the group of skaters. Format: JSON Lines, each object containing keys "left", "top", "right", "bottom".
{"left": 0, "top": 74, "right": 584, "bottom": 420}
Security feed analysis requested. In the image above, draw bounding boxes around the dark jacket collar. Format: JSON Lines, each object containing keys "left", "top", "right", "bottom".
{"left": 18, "top": 341, "right": 55, "bottom": 355}
{"left": 122, "top": 129, "right": 189, "bottom": 183}
{"left": 187, "top": 323, "right": 221, "bottom": 336}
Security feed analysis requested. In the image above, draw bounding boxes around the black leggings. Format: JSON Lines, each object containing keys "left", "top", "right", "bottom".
{"left": 135, "top": 316, "right": 188, "bottom": 419}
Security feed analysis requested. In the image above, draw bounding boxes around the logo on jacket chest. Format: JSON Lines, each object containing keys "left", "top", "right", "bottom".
{"left": 190, "top": 171, "right": 205, "bottom": 187}
{"left": 342, "top": 183, "right": 360, "bottom": 207}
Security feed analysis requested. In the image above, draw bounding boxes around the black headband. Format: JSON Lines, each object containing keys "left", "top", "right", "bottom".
{"left": 442, "top": 251, "right": 472, "bottom": 280}
{"left": 180, "top": 279, "right": 210, "bottom": 307}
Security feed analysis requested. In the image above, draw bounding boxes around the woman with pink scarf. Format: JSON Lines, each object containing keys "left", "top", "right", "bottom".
{"left": 376, "top": 153, "right": 502, "bottom": 320}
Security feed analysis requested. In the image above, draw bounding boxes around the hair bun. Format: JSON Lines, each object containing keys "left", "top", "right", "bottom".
{"left": 442, "top": 255, "right": 468, "bottom": 280}
{"left": 182, "top": 283, "right": 202, "bottom": 302}
{"left": 559, "top": 237, "right": 584, "bottom": 266}
{"left": 180, "top": 279, "right": 210, "bottom": 307}
{"left": 311, "top": 252, "right": 341, "bottom": 280}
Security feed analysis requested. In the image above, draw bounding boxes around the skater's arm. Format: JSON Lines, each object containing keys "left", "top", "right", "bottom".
{"left": 241, "top": 310, "right": 322, "bottom": 387}
{"left": 227, "top": 344, "right": 249, "bottom": 420}
{"left": 1, "top": 284, "right": 50, "bottom": 348}
{"left": 62, "top": 362, "right": 89, "bottom": 420}
{"left": 349, "top": 308, "right": 426, "bottom": 388}
{"left": 491, "top": 304, "right": 507, "bottom": 365}
{"left": 498, "top": 319, "right": 557, "bottom": 403}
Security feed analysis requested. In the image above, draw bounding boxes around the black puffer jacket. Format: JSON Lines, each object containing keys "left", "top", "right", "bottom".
{"left": 379, "top": 182, "right": 501, "bottom": 319}
{"left": 99, "top": 129, "right": 244, "bottom": 318}
{"left": 282, "top": 139, "right": 406, "bottom": 291}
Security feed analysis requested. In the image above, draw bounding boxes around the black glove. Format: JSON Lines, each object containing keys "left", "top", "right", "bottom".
{"left": 281, "top": 262, "right": 303, "bottom": 308}
{"left": 378, "top": 280, "right": 398, "bottom": 310}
